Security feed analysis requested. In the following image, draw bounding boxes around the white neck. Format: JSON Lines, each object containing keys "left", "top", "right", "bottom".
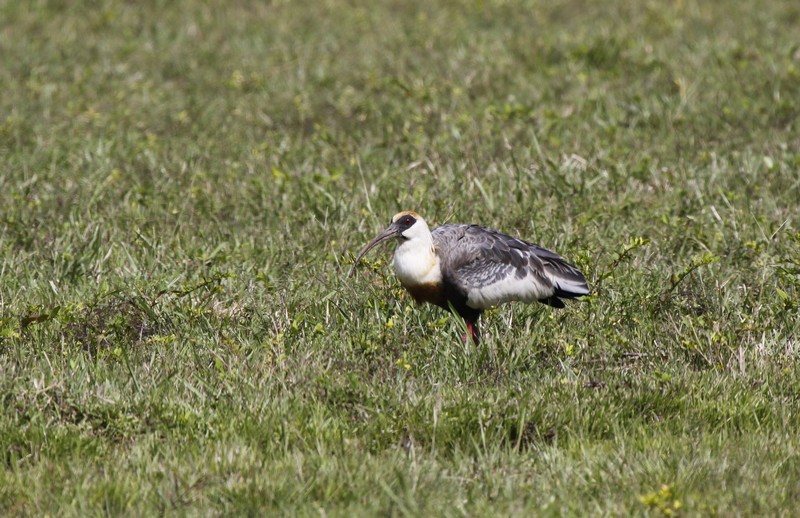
{"left": 392, "top": 231, "right": 441, "bottom": 286}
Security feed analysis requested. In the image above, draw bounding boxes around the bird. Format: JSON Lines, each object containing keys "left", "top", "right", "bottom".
{"left": 349, "top": 211, "right": 590, "bottom": 344}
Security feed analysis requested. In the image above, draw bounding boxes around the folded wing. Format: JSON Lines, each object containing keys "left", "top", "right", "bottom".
{"left": 432, "top": 224, "right": 589, "bottom": 310}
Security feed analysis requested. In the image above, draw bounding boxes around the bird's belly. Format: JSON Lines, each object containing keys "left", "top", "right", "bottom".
{"left": 402, "top": 281, "right": 446, "bottom": 307}
{"left": 465, "top": 272, "right": 555, "bottom": 309}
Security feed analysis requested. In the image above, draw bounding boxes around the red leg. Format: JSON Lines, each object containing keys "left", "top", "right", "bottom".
{"left": 465, "top": 320, "right": 480, "bottom": 345}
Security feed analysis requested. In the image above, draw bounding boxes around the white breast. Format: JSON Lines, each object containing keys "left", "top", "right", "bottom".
{"left": 392, "top": 238, "right": 442, "bottom": 287}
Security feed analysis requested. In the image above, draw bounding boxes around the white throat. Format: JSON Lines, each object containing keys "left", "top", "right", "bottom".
{"left": 392, "top": 233, "right": 441, "bottom": 286}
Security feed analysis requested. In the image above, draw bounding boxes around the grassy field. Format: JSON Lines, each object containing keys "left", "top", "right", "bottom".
{"left": 2, "top": 0, "right": 799, "bottom": 515}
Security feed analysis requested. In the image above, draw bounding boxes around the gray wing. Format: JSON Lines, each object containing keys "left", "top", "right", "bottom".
{"left": 432, "top": 224, "right": 589, "bottom": 310}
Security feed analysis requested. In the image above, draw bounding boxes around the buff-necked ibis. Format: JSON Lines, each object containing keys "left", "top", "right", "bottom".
{"left": 349, "top": 211, "right": 590, "bottom": 344}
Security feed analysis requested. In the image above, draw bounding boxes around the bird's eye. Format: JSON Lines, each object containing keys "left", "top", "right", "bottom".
{"left": 404, "top": 217, "right": 412, "bottom": 225}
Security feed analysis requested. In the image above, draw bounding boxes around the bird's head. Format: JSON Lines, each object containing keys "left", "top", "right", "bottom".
{"left": 390, "top": 211, "right": 429, "bottom": 239}
{"left": 349, "top": 211, "right": 430, "bottom": 276}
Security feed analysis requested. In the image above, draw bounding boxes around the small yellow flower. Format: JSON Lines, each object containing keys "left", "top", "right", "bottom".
{"left": 228, "top": 70, "right": 244, "bottom": 89}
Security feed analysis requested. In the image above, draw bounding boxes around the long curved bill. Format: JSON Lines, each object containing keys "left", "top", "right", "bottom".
{"left": 348, "top": 224, "right": 400, "bottom": 277}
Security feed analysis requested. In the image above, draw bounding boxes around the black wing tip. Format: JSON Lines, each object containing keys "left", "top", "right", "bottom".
{"left": 554, "top": 285, "right": 590, "bottom": 299}
{"left": 543, "top": 285, "right": 591, "bottom": 308}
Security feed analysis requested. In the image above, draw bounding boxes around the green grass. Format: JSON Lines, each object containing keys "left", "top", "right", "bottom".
{"left": 2, "top": 0, "right": 799, "bottom": 514}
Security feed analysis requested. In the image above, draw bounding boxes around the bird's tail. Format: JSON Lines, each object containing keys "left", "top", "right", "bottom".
{"left": 552, "top": 272, "right": 590, "bottom": 299}
{"left": 539, "top": 253, "right": 590, "bottom": 300}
